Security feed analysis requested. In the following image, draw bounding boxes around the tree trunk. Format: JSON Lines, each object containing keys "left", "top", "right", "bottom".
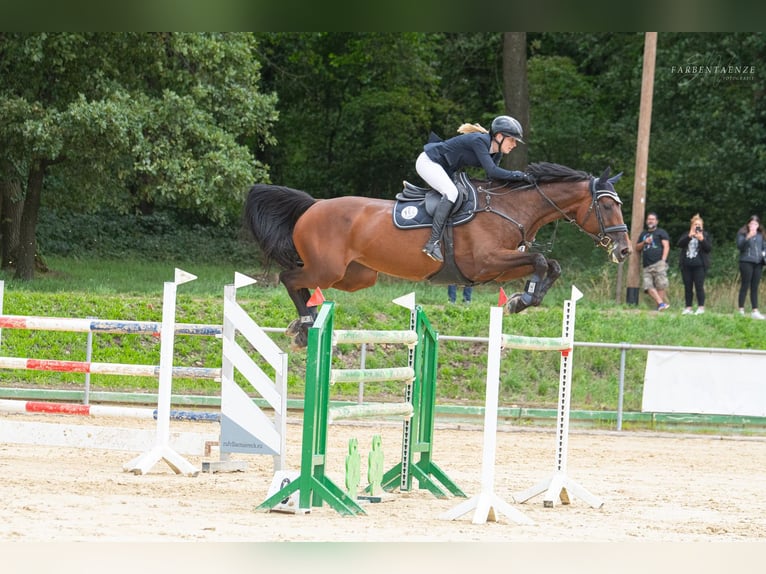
{"left": 502, "top": 32, "right": 529, "bottom": 171}
{"left": 1, "top": 177, "right": 24, "bottom": 270}
{"left": 14, "top": 163, "right": 45, "bottom": 281}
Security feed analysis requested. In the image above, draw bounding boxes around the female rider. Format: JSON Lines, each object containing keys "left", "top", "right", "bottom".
{"left": 416, "top": 115, "right": 533, "bottom": 262}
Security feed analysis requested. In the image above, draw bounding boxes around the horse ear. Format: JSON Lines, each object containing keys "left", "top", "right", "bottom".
{"left": 608, "top": 171, "right": 623, "bottom": 184}
{"left": 599, "top": 167, "right": 611, "bottom": 182}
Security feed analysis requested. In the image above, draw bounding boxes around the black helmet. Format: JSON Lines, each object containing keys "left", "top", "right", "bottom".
{"left": 490, "top": 115, "right": 524, "bottom": 143}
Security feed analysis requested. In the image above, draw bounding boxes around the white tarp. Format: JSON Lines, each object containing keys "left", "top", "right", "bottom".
{"left": 642, "top": 350, "right": 766, "bottom": 417}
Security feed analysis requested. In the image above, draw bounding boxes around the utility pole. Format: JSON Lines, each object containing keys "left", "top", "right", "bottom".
{"left": 626, "top": 32, "right": 657, "bottom": 305}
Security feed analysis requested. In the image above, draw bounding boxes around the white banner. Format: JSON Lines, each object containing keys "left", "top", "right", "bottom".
{"left": 642, "top": 350, "right": 766, "bottom": 417}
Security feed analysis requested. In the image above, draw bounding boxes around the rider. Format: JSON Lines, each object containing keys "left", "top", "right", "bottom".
{"left": 416, "top": 115, "right": 533, "bottom": 262}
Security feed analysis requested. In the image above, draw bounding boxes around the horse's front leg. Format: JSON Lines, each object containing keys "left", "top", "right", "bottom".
{"left": 506, "top": 253, "right": 555, "bottom": 314}
{"left": 533, "top": 258, "right": 561, "bottom": 302}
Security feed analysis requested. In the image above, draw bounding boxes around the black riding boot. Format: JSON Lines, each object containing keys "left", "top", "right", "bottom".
{"left": 422, "top": 197, "right": 454, "bottom": 262}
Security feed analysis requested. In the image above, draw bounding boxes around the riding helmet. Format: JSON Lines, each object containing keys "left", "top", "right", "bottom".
{"left": 490, "top": 115, "right": 524, "bottom": 143}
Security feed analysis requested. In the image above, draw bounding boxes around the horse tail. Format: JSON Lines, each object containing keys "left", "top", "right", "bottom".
{"left": 244, "top": 184, "right": 317, "bottom": 269}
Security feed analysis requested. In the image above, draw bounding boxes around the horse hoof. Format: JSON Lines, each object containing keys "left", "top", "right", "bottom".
{"left": 289, "top": 339, "right": 307, "bottom": 351}
{"left": 286, "top": 319, "right": 302, "bottom": 337}
{"left": 505, "top": 292, "right": 525, "bottom": 314}
{"left": 292, "top": 329, "right": 309, "bottom": 350}
{"left": 285, "top": 320, "right": 311, "bottom": 349}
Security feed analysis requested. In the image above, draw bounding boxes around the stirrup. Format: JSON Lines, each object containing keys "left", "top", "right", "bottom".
{"left": 422, "top": 242, "right": 443, "bottom": 262}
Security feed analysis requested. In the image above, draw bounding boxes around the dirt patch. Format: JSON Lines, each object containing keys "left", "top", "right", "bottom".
{"left": 1, "top": 412, "right": 765, "bottom": 542}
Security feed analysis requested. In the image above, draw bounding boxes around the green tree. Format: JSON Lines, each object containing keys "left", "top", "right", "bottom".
{"left": 255, "top": 32, "right": 450, "bottom": 198}
{"left": 0, "top": 32, "right": 277, "bottom": 279}
{"left": 649, "top": 32, "right": 766, "bottom": 244}
{"left": 502, "top": 32, "right": 529, "bottom": 171}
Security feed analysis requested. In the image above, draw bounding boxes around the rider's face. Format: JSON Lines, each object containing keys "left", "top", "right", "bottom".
{"left": 498, "top": 136, "right": 517, "bottom": 154}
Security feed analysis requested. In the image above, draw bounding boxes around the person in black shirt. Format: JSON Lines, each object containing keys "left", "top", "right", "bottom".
{"left": 636, "top": 212, "right": 671, "bottom": 311}
{"left": 677, "top": 213, "right": 711, "bottom": 315}
{"left": 416, "top": 116, "right": 533, "bottom": 262}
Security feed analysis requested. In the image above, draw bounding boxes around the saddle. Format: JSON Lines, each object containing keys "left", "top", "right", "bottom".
{"left": 392, "top": 172, "right": 478, "bottom": 230}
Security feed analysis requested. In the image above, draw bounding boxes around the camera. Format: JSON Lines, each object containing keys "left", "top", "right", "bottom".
{"left": 695, "top": 226, "right": 701, "bottom": 232}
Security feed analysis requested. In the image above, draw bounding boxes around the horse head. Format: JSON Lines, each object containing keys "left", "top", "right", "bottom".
{"left": 591, "top": 167, "right": 631, "bottom": 263}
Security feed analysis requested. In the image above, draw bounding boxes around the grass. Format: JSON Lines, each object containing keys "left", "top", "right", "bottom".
{"left": 1, "top": 255, "right": 764, "bottom": 416}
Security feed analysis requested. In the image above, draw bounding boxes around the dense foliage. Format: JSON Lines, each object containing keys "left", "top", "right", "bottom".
{"left": 0, "top": 32, "right": 277, "bottom": 278}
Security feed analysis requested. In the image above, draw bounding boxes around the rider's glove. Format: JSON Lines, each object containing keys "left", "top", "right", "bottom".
{"left": 508, "top": 171, "right": 535, "bottom": 184}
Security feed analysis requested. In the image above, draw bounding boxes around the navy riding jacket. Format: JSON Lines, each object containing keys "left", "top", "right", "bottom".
{"left": 423, "top": 132, "right": 522, "bottom": 181}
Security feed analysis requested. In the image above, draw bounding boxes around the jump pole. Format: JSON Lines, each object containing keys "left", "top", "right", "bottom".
{"left": 512, "top": 285, "right": 603, "bottom": 509}
{"left": 124, "top": 268, "right": 200, "bottom": 477}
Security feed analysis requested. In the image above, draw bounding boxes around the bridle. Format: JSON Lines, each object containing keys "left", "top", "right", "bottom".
{"left": 477, "top": 176, "right": 628, "bottom": 253}
{"left": 579, "top": 178, "right": 630, "bottom": 249}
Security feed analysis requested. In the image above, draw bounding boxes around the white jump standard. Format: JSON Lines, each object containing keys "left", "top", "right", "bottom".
{"left": 513, "top": 285, "right": 603, "bottom": 509}
{"left": 124, "top": 268, "right": 201, "bottom": 476}
{"left": 442, "top": 285, "right": 601, "bottom": 526}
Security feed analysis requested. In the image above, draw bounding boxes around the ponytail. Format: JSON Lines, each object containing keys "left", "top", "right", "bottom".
{"left": 457, "top": 123, "right": 488, "bottom": 134}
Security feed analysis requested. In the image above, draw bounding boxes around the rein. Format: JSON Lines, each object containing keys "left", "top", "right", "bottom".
{"left": 476, "top": 177, "right": 628, "bottom": 252}
{"left": 475, "top": 182, "right": 533, "bottom": 249}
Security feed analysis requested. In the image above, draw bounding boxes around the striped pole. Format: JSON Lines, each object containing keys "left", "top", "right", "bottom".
{"left": 0, "top": 357, "right": 220, "bottom": 379}
{"left": 0, "top": 315, "right": 222, "bottom": 336}
{"left": 0, "top": 398, "right": 219, "bottom": 422}
{"left": 328, "top": 402, "right": 414, "bottom": 424}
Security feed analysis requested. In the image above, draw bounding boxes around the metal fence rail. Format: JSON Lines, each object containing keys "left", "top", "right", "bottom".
{"left": 438, "top": 336, "right": 766, "bottom": 430}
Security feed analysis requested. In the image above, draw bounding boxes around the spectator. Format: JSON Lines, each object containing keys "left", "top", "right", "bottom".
{"left": 448, "top": 285, "right": 472, "bottom": 304}
{"left": 636, "top": 212, "right": 671, "bottom": 311}
{"left": 677, "top": 213, "right": 712, "bottom": 315}
{"left": 735, "top": 214, "right": 766, "bottom": 319}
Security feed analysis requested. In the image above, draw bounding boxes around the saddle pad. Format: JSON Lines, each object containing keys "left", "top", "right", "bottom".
{"left": 393, "top": 179, "right": 478, "bottom": 230}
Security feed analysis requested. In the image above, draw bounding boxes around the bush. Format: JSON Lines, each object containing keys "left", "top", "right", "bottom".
{"left": 36, "top": 209, "right": 256, "bottom": 264}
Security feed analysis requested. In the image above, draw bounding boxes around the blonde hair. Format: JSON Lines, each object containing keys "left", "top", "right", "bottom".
{"left": 457, "top": 123, "right": 488, "bottom": 134}
{"left": 691, "top": 213, "right": 704, "bottom": 227}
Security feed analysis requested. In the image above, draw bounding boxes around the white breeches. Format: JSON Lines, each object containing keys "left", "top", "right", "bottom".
{"left": 415, "top": 152, "right": 458, "bottom": 202}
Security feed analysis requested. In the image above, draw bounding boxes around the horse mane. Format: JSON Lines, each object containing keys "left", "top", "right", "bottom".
{"left": 527, "top": 162, "right": 590, "bottom": 182}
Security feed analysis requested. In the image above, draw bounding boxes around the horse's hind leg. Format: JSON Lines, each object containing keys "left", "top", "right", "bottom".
{"left": 279, "top": 270, "right": 317, "bottom": 349}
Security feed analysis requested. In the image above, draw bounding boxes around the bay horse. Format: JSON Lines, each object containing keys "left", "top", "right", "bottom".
{"left": 245, "top": 162, "right": 631, "bottom": 348}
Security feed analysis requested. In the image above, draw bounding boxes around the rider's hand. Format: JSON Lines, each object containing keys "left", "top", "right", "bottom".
{"left": 507, "top": 171, "right": 534, "bottom": 184}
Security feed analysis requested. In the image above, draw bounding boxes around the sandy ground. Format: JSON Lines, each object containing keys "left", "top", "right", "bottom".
{"left": 2, "top": 412, "right": 766, "bottom": 546}
{"left": 2, "top": 412, "right": 766, "bottom": 574}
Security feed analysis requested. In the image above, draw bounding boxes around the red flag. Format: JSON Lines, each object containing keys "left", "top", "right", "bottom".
{"left": 498, "top": 287, "right": 509, "bottom": 307}
{"left": 306, "top": 287, "right": 325, "bottom": 307}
